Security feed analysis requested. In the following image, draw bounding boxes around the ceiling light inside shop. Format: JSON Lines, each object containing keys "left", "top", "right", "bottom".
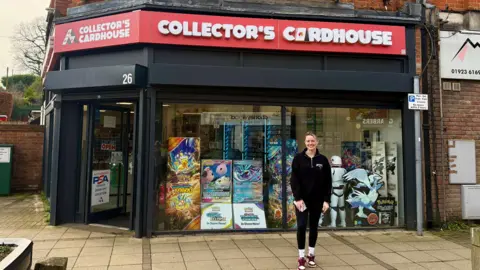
{"left": 163, "top": 104, "right": 170, "bottom": 107}
{"left": 99, "top": 110, "right": 106, "bottom": 113}
{"left": 117, "top": 102, "right": 132, "bottom": 105}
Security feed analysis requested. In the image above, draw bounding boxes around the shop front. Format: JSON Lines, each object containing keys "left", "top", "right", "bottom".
{"left": 43, "top": 7, "right": 418, "bottom": 237}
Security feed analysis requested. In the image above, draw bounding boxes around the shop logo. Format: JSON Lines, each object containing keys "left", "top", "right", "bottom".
{"left": 282, "top": 27, "right": 393, "bottom": 46}
{"left": 93, "top": 174, "right": 109, "bottom": 185}
{"left": 451, "top": 38, "right": 480, "bottom": 62}
{"left": 62, "top": 29, "right": 77, "bottom": 45}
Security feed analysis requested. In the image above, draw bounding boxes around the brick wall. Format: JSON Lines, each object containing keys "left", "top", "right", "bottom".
{"left": 426, "top": 51, "right": 480, "bottom": 222}
{"left": 0, "top": 125, "right": 44, "bottom": 192}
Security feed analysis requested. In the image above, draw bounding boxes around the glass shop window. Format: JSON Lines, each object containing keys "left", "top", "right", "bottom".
{"left": 287, "top": 107, "right": 403, "bottom": 228}
{"left": 154, "top": 104, "right": 295, "bottom": 231}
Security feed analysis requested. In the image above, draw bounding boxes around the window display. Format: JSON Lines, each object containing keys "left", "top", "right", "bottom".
{"left": 154, "top": 104, "right": 403, "bottom": 231}
{"left": 155, "top": 104, "right": 284, "bottom": 231}
{"left": 288, "top": 107, "right": 403, "bottom": 228}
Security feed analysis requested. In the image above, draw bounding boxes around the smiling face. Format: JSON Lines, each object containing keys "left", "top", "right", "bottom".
{"left": 305, "top": 134, "right": 318, "bottom": 152}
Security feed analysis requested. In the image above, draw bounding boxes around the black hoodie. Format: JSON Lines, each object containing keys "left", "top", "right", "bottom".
{"left": 290, "top": 148, "right": 332, "bottom": 204}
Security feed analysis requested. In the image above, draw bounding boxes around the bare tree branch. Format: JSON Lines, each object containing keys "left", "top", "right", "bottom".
{"left": 11, "top": 17, "right": 47, "bottom": 75}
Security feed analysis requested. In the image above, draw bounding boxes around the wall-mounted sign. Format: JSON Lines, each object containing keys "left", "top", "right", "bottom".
{"left": 440, "top": 31, "right": 480, "bottom": 80}
{"left": 408, "top": 94, "right": 428, "bottom": 110}
{"left": 91, "top": 170, "right": 110, "bottom": 206}
{"left": 0, "top": 147, "right": 11, "bottom": 163}
{"left": 55, "top": 11, "right": 406, "bottom": 55}
{"left": 448, "top": 140, "right": 476, "bottom": 184}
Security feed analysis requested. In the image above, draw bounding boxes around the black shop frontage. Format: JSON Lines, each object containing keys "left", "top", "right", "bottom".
{"left": 42, "top": 5, "right": 420, "bottom": 238}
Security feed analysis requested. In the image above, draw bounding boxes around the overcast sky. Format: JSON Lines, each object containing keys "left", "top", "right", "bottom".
{"left": 0, "top": 0, "right": 50, "bottom": 78}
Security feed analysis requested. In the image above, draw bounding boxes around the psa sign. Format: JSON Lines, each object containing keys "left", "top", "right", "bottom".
{"left": 55, "top": 11, "right": 406, "bottom": 56}
{"left": 91, "top": 170, "right": 110, "bottom": 206}
{"left": 93, "top": 174, "right": 109, "bottom": 184}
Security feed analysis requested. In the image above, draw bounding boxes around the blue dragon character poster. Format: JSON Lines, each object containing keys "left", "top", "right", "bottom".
{"left": 266, "top": 138, "right": 298, "bottom": 229}
{"left": 165, "top": 137, "right": 201, "bottom": 230}
{"left": 232, "top": 160, "right": 263, "bottom": 203}
{"left": 201, "top": 160, "right": 232, "bottom": 203}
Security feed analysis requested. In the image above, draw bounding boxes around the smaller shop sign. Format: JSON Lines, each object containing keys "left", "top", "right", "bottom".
{"left": 91, "top": 170, "right": 110, "bottom": 206}
{"left": 0, "top": 147, "right": 11, "bottom": 163}
{"left": 408, "top": 94, "right": 428, "bottom": 110}
{"left": 101, "top": 141, "right": 116, "bottom": 151}
{"left": 440, "top": 31, "right": 480, "bottom": 80}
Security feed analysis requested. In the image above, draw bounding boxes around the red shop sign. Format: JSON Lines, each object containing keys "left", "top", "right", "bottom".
{"left": 54, "top": 11, "right": 406, "bottom": 55}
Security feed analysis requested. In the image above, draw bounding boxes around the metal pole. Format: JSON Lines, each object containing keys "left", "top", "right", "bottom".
{"left": 414, "top": 76, "right": 423, "bottom": 236}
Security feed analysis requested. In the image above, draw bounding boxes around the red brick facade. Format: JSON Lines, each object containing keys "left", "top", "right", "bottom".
{"left": 0, "top": 125, "right": 44, "bottom": 192}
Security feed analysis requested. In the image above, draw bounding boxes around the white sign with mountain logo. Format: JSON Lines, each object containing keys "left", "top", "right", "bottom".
{"left": 440, "top": 31, "right": 480, "bottom": 80}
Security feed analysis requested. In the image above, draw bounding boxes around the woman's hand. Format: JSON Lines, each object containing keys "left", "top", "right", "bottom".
{"left": 322, "top": 202, "right": 330, "bottom": 213}
{"left": 294, "top": 200, "right": 305, "bottom": 211}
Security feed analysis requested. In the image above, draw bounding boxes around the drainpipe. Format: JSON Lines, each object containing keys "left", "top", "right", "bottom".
{"left": 436, "top": 22, "right": 447, "bottom": 225}
{"left": 421, "top": 3, "right": 434, "bottom": 229}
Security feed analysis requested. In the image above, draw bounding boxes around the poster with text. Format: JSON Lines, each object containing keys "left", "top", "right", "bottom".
{"left": 372, "top": 141, "right": 388, "bottom": 197}
{"left": 165, "top": 137, "right": 201, "bottom": 230}
{"left": 201, "top": 160, "right": 232, "bottom": 203}
{"left": 233, "top": 203, "right": 267, "bottom": 229}
{"left": 91, "top": 170, "right": 110, "bottom": 206}
{"left": 200, "top": 203, "right": 233, "bottom": 230}
{"left": 376, "top": 197, "right": 397, "bottom": 226}
{"left": 232, "top": 160, "right": 263, "bottom": 203}
{"left": 386, "top": 142, "right": 398, "bottom": 225}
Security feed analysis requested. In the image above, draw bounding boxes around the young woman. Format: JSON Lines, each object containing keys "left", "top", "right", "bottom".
{"left": 291, "top": 132, "right": 332, "bottom": 270}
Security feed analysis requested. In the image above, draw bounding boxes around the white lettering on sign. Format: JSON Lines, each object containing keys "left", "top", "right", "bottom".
{"left": 282, "top": 27, "right": 393, "bottom": 46}
{"left": 64, "top": 19, "right": 131, "bottom": 45}
{"left": 158, "top": 20, "right": 276, "bottom": 40}
{"left": 362, "top": 119, "right": 385, "bottom": 125}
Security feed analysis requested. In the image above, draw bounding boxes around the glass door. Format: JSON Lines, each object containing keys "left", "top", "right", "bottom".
{"left": 88, "top": 105, "right": 131, "bottom": 224}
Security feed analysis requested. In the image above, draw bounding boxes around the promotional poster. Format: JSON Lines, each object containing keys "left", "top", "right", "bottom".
{"left": 200, "top": 203, "right": 234, "bottom": 230}
{"left": 376, "top": 197, "right": 397, "bottom": 226}
{"left": 201, "top": 160, "right": 232, "bottom": 203}
{"left": 165, "top": 137, "right": 201, "bottom": 230}
{"left": 386, "top": 142, "right": 398, "bottom": 225}
{"left": 341, "top": 142, "right": 363, "bottom": 171}
{"left": 266, "top": 138, "right": 298, "bottom": 229}
{"left": 91, "top": 170, "right": 110, "bottom": 207}
{"left": 343, "top": 168, "right": 384, "bottom": 227}
{"left": 232, "top": 160, "right": 263, "bottom": 203}
{"left": 233, "top": 203, "right": 267, "bottom": 229}
{"left": 372, "top": 141, "right": 388, "bottom": 197}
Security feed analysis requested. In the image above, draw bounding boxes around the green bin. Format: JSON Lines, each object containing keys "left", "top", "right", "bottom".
{"left": 0, "top": 144, "right": 14, "bottom": 195}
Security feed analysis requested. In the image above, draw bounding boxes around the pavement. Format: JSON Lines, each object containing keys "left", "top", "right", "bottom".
{"left": 0, "top": 194, "right": 473, "bottom": 270}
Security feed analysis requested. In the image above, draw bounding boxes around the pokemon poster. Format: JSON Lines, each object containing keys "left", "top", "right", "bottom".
{"left": 266, "top": 138, "right": 298, "bottom": 229}
{"left": 165, "top": 137, "right": 201, "bottom": 230}
{"left": 233, "top": 203, "right": 267, "bottom": 229}
{"left": 200, "top": 203, "right": 233, "bottom": 230}
{"left": 341, "top": 141, "right": 363, "bottom": 171}
{"left": 201, "top": 160, "right": 232, "bottom": 203}
{"left": 232, "top": 160, "right": 263, "bottom": 203}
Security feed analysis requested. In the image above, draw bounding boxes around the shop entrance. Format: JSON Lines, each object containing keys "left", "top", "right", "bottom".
{"left": 85, "top": 102, "right": 137, "bottom": 229}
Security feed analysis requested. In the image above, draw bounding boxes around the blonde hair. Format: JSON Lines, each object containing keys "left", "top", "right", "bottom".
{"left": 305, "top": 131, "right": 318, "bottom": 141}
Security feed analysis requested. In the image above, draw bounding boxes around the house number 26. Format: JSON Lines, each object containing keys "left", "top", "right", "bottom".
{"left": 122, "top": 73, "right": 133, "bottom": 84}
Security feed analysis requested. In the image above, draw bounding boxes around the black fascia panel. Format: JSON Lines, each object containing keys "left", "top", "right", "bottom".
{"left": 149, "top": 64, "right": 412, "bottom": 93}
{"left": 44, "top": 64, "right": 148, "bottom": 91}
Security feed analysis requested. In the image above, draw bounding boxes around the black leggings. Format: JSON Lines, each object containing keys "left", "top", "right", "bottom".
{"left": 296, "top": 201, "right": 322, "bottom": 249}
